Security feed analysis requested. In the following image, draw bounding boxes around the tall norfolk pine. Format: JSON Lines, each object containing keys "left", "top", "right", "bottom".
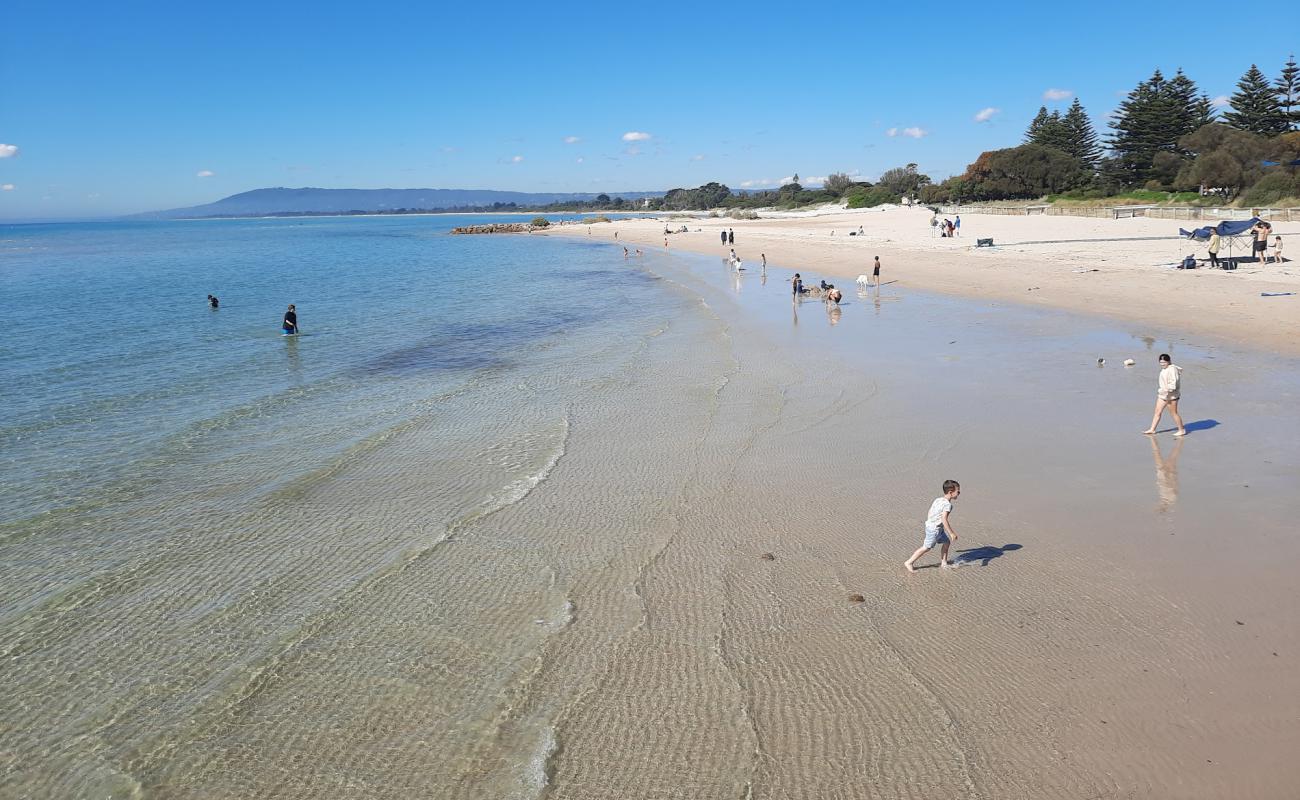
{"left": 1107, "top": 69, "right": 1213, "bottom": 187}
{"left": 1223, "top": 64, "right": 1289, "bottom": 137}
{"left": 1272, "top": 55, "right": 1299, "bottom": 132}
{"left": 1024, "top": 99, "right": 1100, "bottom": 172}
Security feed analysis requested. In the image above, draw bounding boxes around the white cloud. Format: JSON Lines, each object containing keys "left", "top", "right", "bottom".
{"left": 1, "top": 183, "right": 14, "bottom": 191}
{"left": 576, "top": 157, "right": 585, "bottom": 163}
{"left": 740, "top": 178, "right": 774, "bottom": 188}
{"left": 622, "top": 131, "right": 652, "bottom": 142}
{"left": 1043, "top": 88, "right": 1073, "bottom": 101}
{"left": 801, "top": 175, "right": 828, "bottom": 186}
{"left": 564, "top": 136, "right": 581, "bottom": 144}
{"left": 888, "top": 127, "right": 928, "bottom": 138}
{"left": 196, "top": 169, "right": 215, "bottom": 177}
{"left": 691, "top": 154, "right": 705, "bottom": 161}
{"left": 0, "top": 144, "right": 19, "bottom": 158}
{"left": 973, "top": 107, "right": 1000, "bottom": 123}
{"left": 886, "top": 127, "right": 898, "bottom": 137}
{"left": 623, "top": 145, "right": 642, "bottom": 156}
{"left": 511, "top": 155, "right": 524, "bottom": 163}
{"left": 1211, "top": 94, "right": 1231, "bottom": 108}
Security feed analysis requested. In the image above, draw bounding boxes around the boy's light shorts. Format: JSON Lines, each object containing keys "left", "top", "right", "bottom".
{"left": 923, "top": 527, "right": 949, "bottom": 548}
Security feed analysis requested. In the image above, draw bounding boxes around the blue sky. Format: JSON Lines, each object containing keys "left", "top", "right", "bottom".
{"left": 1, "top": 0, "right": 1295, "bottom": 219}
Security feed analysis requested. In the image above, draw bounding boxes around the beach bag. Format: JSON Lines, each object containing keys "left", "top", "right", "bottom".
{"left": 1181, "top": 255, "right": 1196, "bottom": 269}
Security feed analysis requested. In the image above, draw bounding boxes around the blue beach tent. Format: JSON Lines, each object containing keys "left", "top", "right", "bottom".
{"left": 1180, "top": 216, "right": 1261, "bottom": 241}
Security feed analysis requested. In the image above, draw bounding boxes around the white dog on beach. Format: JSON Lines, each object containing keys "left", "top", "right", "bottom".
{"left": 855, "top": 274, "right": 871, "bottom": 287}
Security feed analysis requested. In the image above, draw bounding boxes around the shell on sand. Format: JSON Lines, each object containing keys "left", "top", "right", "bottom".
{"left": 848, "top": 594, "right": 866, "bottom": 603}
{"left": 759, "top": 552, "right": 776, "bottom": 561}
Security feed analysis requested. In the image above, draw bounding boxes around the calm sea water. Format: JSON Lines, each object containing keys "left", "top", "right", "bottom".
{"left": 0, "top": 215, "right": 701, "bottom": 796}
{"left": 0, "top": 215, "right": 652, "bottom": 525}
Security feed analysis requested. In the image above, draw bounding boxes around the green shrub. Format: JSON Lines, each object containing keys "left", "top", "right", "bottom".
{"left": 1241, "top": 173, "right": 1300, "bottom": 206}
{"left": 845, "top": 186, "right": 901, "bottom": 208}
{"left": 531, "top": 216, "right": 550, "bottom": 228}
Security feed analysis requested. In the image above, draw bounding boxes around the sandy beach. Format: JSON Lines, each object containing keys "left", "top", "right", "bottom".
{"left": 551, "top": 206, "right": 1300, "bottom": 355}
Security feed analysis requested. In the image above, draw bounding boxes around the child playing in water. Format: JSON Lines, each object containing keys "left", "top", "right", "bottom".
{"left": 905, "top": 480, "right": 960, "bottom": 572}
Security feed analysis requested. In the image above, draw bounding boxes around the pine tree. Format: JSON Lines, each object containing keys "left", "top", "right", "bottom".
{"left": 1108, "top": 69, "right": 1178, "bottom": 185}
{"left": 1061, "top": 98, "right": 1102, "bottom": 170}
{"left": 1276, "top": 54, "right": 1300, "bottom": 131}
{"left": 1223, "top": 64, "right": 1288, "bottom": 136}
{"left": 1191, "top": 93, "right": 1216, "bottom": 130}
{"left": 1167, "top": 69, "right": 1209, "bottom": 141}
{"left": 1025, "top": 107, "right": 1050, "bottom": 143}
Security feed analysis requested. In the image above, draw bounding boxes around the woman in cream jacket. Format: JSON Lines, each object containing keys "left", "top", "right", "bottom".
{"left": 1143, "top": 353, "right": 1185, "bottom": 437}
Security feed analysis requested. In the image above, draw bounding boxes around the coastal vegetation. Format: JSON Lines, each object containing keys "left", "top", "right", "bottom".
{"left": 581, "top": 58, "right": 1300, "bottom": 214}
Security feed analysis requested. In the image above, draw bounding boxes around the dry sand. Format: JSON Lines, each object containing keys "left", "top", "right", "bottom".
{"left": 553, "top": 206, "right": 1300, "bottom": 355}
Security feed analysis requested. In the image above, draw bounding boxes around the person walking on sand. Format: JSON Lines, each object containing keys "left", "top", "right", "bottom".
{"left": 1143, "top": 354, "right": 1185, "bottom": 437}
{"left": 281, "top": 304, "right": 298, "bottom": 336}
{"left": 905, "top": 480, "right": 961, "bottom": 572}
{"left": 1207, "top": 227, "right": 1221, "bottom": 269}
{"left": 721, "top": 230, "right": 728, "bottom": 246}
{"left": 954, "top": 215, "right": 961, "bottom": 237}
{"left": 728, "top": 228, "right": 735, "bottom": 245}
{"left": 872, "top": 255, "right": 881, "bottom": 288}
{"left": 1269, "top": 235, "right": 1283, "bottom": 264}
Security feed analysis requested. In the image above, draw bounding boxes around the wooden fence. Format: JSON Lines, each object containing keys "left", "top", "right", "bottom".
{"left": 939, "top": 205, "right": 1300, "bottom": 222}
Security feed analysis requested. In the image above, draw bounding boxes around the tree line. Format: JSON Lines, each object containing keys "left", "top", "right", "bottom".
{"left": 584, "top": 57, "right": 1300, "bottom": 214}
{"left": 923, "top": 58, "right": 1300, "bottom": 205}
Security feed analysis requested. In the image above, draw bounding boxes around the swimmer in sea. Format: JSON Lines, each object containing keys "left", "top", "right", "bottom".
{"left": 208, "top": 294, "right": 219, "bottom": 309}
{"left": 282, "top": 304, "right": 298, "bottom": 335}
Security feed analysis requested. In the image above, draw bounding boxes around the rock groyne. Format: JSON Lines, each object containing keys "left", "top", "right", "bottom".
{"left": 450, "top": 223, "right": 536, "bottom": 234}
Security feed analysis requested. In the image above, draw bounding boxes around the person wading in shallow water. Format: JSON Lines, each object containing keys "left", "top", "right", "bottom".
{"left": 282, "top": 304, "right": 298, "bottom": 335}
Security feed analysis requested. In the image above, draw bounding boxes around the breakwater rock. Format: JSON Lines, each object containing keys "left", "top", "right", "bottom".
{"left": 450, "top": 223, "right": 536, "bottom": 234}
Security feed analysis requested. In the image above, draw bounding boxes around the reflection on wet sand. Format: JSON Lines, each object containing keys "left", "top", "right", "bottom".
{"left": 1150, "top": 435, "right": 1183, "bottom": 512}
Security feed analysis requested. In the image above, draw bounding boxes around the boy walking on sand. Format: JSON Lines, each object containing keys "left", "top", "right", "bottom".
{"left": 905, "top": 480, "right": 960, "bottom": 572}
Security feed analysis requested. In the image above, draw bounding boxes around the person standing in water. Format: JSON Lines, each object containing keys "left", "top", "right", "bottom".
{"left": 207, "top": 294, "right": 219, "bottom": 309}
{"left": 1143, "top": 354, "right": 1185, "bottom": 437}
{"left": 282, "top": 304, "right": 299, "bottom": 336}
{"left": 872, "top": 255, "right": 881, "bottom": 288}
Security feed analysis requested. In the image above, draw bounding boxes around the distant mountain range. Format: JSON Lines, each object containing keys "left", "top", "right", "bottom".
{"left": 130, "top": 187, "right": 662, "bottom": 219}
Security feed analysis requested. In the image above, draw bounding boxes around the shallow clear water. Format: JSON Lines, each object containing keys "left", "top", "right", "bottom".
{"left": 0, "top": 215, "right": 647, "bottom": 524}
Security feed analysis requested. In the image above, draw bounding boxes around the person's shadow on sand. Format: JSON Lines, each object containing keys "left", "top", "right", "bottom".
{"left": 953, "top": 543, "right": 1023, "bottom": 567}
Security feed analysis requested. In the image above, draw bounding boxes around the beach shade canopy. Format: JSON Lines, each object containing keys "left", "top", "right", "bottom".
{"left": 1180, "top": 216, "right": 1261, "bottom": 241}
{"left": 1261, "top": 159, "right": 1300, "bottom": 167}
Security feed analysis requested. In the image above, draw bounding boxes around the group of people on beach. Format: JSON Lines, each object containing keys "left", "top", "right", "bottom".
{"left": 931, "top": 214, "right": 960, "bottom": 237}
